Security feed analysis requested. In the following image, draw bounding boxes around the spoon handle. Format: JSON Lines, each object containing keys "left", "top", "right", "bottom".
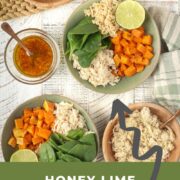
{"left": 1, "top": 22, "right": 32, "bottom": 56}
{"left": 160, "top": 109, "right": 180, "bottom": 129}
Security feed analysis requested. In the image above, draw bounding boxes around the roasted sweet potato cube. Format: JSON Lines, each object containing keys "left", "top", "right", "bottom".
{"left": 37, "top": 128, "right": 51, "bottom": 140}
{"left": 142, "top": 58, "right": 150, "bottom": 66}
{"left": 113, "top": 54, "right": 121, "bottom": 67}
{"left": 29, "top": 115, "right": 38, "bottom": 125}
{"left": 18, "top": 144, "right": 26, "bottom": 149}
{"left": 133, "top": 37, "right": 142, "bottom": 44}
{"left": 23, "top": 117, "right": 30, "bottom": 123}
{"left": 132, "top": 28, "right": 144, "bottom": 38}
{"left": 143, "top": 50, "right": 154, "bottom": 60}
{"left": 27, "top": 125, "right": 35, "bottom": 135}
{"left": 135, "top": 64, "right": 144, "bottom": 72}
{"left": 114, "top": 44, "right": 123, "bottom": 54}
{"left": 43, "top": 100, "right": 55, "bottom": 112}
{"left": 23, "top": 123, "right": 29, "bottom": 130}
{"left": 120, "top": 55, "right": 131, "bottom": 66}
{"left": 8, "top": 136, "right": 17, "bottom": 148}
{"left": 120, "top": 64, "right": 127, "bottom": 72}
{"left": 23, "top": 108, "right": 33, "bottom": 118}
{"left": 33, "top": 107, "right": 42, "bottom": 115}
{"left": 134, "top": 55, "right": 143, "bottom": 65}
{"left": 13, "top": 128, "right": 26, "bottom": 138}
{"left": 24, "top": 133, "right": 32, "bottom": 144}
{"left": 146, "top": 45, "right": 153, "bottom": 52}
{"left": 122, "top": 31, "right": 132, "bottom": 41}
{"left": 37, "top": 119, "right": 43, "bottom": 128}
{"left": 124, "top": 65, "right": 137, "bottom": 77}
{"left": 16, "top": 138, "right": 24, "bottom": 145}
{"left": 33, "top": 127, "right": 39, "bottom": 138}
{"left": 111, "top": 35, "right": 120, "bottom": 45}
{"left": 142, "top": 35, "right": 152, "bottom": 45}
{"left": 44, "top": 112, "right": 55, "bottom": 125}
{"left": 137, "top": 43, "right": 146, "bottom": 54}
{"left": 37, "top": 110, "right": 45, "bottom": 120}
{"left": 120, "top": 39, "right": 129, "bottom": 47}
{"left": 32, "top": 137, "right": 44, "bottom": 145}
{"left": 117, "top": 68, "right": 124, "bottom": 77}
{"left": 15, "top": 118, "right": 24, "bottom": 129}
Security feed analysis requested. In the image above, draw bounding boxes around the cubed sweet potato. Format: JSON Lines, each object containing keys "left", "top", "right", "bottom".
{"left": 43, "top": 100, "right": 55, "bottom": 112}
{"left": 113, "top": 54, "right": 121, "bottom": 67}
{"left": 8, "top": 136, "right": 17, "bottom": 148}
{"left": 15, "top": 118, "right": 24, "bottom": 129}
{"left": 23, "top": 108, "right": 33, "bottom": 118}
{"left": 143, "top": 50, "right": 154, "bottom": 60}
{"left": 137, "top": 43, "right": 146, "bottom": 54}
{"left": 44, "top": 112, "right": 55, "bottom": 125}
{"left": 135, "top": 64, "right": 144, "bottom": 72}
{"left": 132, "top": 29, "right": 144, "bottom": 38}
{"left": 124, "top": 66, "right": 137, "bottom": 77}
{"left": 27, "top": 125, "right": 35, "bottom": 135}
{"left": 111, "top": 36, "right": 120, "bottom": 45}
{"left": 37, "top": 128, "right": 51, "bottom": 140}
{"left": 142, "top": 35, "right": 152, "bottom": 45}
{"left": 120, "top": 39, "right": 129, "bottom": 47}
{"left": 29, "top": 115, "right": 38, "bottom": 125}
{"left": 13, "top": 128, "right": 26, "bottom": 138}
{"left": 120, "top": 55, "right": 131, "bottom": 66}
{"left": 32, "top": 137, "right": 44, "bottom": 145}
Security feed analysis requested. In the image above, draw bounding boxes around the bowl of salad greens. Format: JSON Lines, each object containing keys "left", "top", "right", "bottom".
{"left": 1, "top": 94, "right": 99, "bottom": 162}
{"left": 63, "top": 0, "right": 161, "bottom": 94}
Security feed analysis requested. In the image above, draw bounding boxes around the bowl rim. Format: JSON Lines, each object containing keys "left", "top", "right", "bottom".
{"left": 4, "top": 28, "right": 60, "bottom": 85}
{"left": 102, "top": 102, "right": 180, "bottom": 162}
{"left": 1, "top": 94, "right": 100, "bottom": 161}
{"left": 62, "top": 0, "right": 161, "bottom": 94}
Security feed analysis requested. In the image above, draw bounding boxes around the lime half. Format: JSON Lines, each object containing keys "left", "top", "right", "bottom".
{"left": 116, "top": 0, "right": 145, "bottom": 30}
{"left": 10, "top": 149, "right": 38, "bottom": 162}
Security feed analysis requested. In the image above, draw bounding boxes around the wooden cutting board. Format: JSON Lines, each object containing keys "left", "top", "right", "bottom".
{"left": 25, "top": 0, "right": 71, "bottom": 8}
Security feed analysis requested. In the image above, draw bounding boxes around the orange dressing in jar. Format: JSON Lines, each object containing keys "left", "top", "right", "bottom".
{"left": 14, "top": 35, "right": 53, "bottom": 77}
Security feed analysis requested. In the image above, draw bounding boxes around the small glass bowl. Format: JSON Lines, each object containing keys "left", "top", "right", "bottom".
{"left": 4, "top": 28, "right": 60, "bottom": 84}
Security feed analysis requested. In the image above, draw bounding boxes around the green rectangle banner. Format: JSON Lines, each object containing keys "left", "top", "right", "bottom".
{"left": 0, "top": 163, "right": 179, "bottom": 180}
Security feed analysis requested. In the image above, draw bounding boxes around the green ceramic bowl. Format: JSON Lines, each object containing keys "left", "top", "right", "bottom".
{"left": 1, "top": 94, "right": 99, "bottom": 161}
{"left": 63, "top": 0, "right": 161, "bottom": 94}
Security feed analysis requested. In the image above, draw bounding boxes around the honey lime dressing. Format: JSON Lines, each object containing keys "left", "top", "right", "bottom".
{"left": 14, "top": 35, "right": 53, "bottom": 77}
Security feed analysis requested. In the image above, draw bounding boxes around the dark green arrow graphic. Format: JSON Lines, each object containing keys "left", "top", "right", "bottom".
{"left": 111, "top": 99, "right": 162, "bottom": 180}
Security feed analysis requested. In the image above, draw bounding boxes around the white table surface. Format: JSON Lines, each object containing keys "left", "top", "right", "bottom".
{"left": 0, "top": 0, "right": 179, "bottom": 161}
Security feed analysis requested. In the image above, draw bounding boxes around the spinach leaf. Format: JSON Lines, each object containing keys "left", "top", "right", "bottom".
{"left": 69, "top": 17, "right": 99, "bottom": 35}
{"left": 83, "top": 32, "right": 101, "bottom": 52}
{"left": 58, "top": 140, "right": 78, "bottom": 153}
{"left": 67, "top": 34, "right": 84, "bottom": 58}
{"left": 56, "top": 150, "right": 64, "bottom": 159}
{"left": 67, "top": 129, "right": 85, "bottom": 140}
{"left": 48, "top": 139, "right": 59, "bottom": 151}
{"left": 79, "top": 133, "right": 96, "bottom": 145}
{"left": 102, "top": 37, "right": 112, "bottom": 49}
{"left": 39, "top": 142, "right": 56, "bottom": 162}
{"left": 50, "top": 133, "right": 64, "bottom": 145}
{"left": 75, "top": 49, "right": 98, "bottom": 68}
{"left": 68, "top": 133, "right": 97, "bottom": 162}
{"left": 61, "top": 154, "right": 82, "bottom": 162}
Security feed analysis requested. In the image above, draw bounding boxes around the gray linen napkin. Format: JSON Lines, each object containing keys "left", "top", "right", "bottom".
{"left": 149, "top": 7, "right": 180, "bottom": 110}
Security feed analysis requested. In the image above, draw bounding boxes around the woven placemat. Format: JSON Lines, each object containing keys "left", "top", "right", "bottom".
{"left": 0, "top": 0, "right": 68, "bottom": 21}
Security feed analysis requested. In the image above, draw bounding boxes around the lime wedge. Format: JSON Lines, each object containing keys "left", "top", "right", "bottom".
{"left": 10, "top": 149, "right": 38, "bottom": 162}
{"left": 116, "top": 0, "right": 145, "bottom": 30}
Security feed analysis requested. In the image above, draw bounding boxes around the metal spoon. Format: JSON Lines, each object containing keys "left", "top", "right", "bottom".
{"left": 1, "top": 22, "right": 33, "bottom": 57}
{"left": 160, "top": 109, "right": 180, "bottom": 129}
